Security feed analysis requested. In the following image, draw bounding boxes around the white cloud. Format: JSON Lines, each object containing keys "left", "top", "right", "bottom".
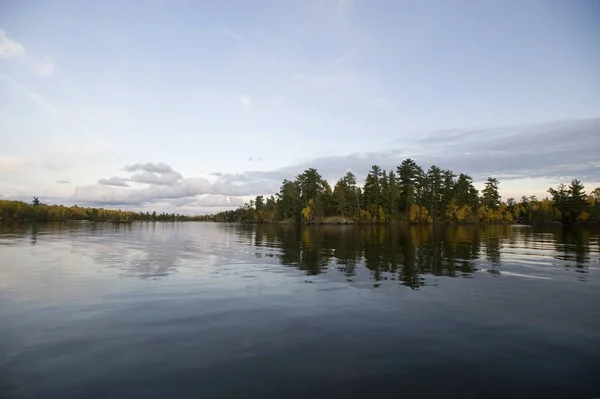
{"left": 197, "top": 195, "right": 245, "bottom": 207}
{"left": 34, "top": 56, "right": 55, "bottom": 76}
{"left": 75, "top": 161, "right": 280, "bottom": 206}
{"left": 56, "top": 180, "right": 70, "bottom": 184}
{"left": 0, "top": 29, "right": 25, "bottom": 59}
{"left": 239, "top": 94, "right": 252, "bottom": 108}
{"left": 130, "top": 171, "right": 183, "bottom": 186}
{"left": 73, "top": 177, "right": 213, "bottom": 205}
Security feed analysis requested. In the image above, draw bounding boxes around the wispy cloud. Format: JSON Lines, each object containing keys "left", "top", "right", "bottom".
{"left": 336, "top": 0, "right": 353, "bottom": 18}
{"left": 34, "top": 56, "right": 55, "bottom": 76}
{"left": 272, "top": 96, "right": 286, "bottom": 106}
{"left": 295, "top": 71, "right": 356, "bottom": 88}
{"left": 0, "top": 72, "right": 60, "bottom": 113}
{"left": 0, "top": 29, "right": 25, "bottom": 59}
{"left": 221, "top": 28, "right": 243, "bottom": 44}
{"left": 239, "top": 94, "right": 252, "bottom": 108}
{"left": 374, "top": 97, "right": 393, "bottom": 108}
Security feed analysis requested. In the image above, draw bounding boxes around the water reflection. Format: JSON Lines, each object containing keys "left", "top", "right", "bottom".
{"left": 241, "top": 224, "right": 600, "bottom": 289}
{"left": 0, "top": 223, "right": 598, "bottom": 287}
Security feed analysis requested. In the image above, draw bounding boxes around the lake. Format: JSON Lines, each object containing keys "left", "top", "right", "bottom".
{"left": 1, "top": 222, "right": 599, "bottom": 398}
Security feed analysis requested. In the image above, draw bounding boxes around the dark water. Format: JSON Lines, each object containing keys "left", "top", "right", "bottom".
{"left": 1, "top": 223, "right": 599, "bottom": 399}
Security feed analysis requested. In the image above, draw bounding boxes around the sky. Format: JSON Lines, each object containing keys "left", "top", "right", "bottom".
{"left": 1, "top": 0, "right": 599, "bottom": 214}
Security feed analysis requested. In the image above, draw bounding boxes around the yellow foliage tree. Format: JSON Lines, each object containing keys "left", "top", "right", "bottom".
{"left": 409, "top": 204, "right": 431, "bottom": 223}
{"left": 578, "top": 211, "right": 590, "bottom": 222}
{"left": 408, "top": 204, "right": 420, "bottom": 223}
{"left": 445, "top": 203, "right": 458, "bottom": 221}
{"left": 301, "top": 199, "right": 314, "bottom": 222}
{"left": 455, "top": 205, "right": 472, "bottom": 222}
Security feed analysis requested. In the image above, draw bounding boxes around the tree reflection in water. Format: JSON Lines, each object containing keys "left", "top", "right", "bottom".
{"left": 241, "top": 224, "right": 598, "bottom": 289}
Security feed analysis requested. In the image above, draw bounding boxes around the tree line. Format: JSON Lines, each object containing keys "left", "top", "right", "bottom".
{"left": 204, "top": 159, "right": 600, "bottom": 225}
{"left": 0, "top": 198, "right": 202, "bottom": 222}
{"left": 2, "top": 159, "right": 598, "bottom": 225}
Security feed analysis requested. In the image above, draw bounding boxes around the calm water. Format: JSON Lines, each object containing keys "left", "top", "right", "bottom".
{"left": 1, "top": 223, "right": 599, "bottom": 398}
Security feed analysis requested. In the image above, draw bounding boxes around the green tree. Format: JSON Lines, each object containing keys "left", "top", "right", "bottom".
{"left": 482, "top": 177, "right": 501, "bottom": 210}
{"left": 548, "top": 183, "right": 569, "bottom": 223}
{"left": 333, "top": 171, "right": 359, "bottom": 218}
{"left": 569, "top": 179, "right": 587, "bottom": 222}
{"left": 440, "top": 169, "right": 456, "bottom": 215}
{"left": 277, "top": 179, "right": 302, "bottom": 221}
{"left": 454, "top": 174, "right": 478, "bottom": 209}
{"left": 296, "top": 168, "right": 324, "bottom": 205}
{"left": 321, "top": 180, "right": 335, "bottom": 217}
{"left": 397, "top": 159, "right": 423, "bottom": 214}
{"left": 385, "top": 170, "right": 399, "bottom": 221}
{"left": 422, "top": 165, "right": 443, "bottom": 219}
{"left": 363, "top": 165, "right": 382, "bottom": 221}
{"left": 254, "top": 195, "right": 265, "bottom": 222}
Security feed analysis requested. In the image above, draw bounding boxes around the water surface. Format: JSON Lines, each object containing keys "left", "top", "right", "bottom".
{"left": 1, "top": 223, "right": 599, "bottom": 398}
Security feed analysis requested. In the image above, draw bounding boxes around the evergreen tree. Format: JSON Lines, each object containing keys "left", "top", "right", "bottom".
{"left": 397, "top": 159, "right": 422, "bottom": 214}
{"left": 363, "top": 165, "right": 382, "bottom": 221}
{"left": 482, "top": 177, "right": 501, "bottom": 210}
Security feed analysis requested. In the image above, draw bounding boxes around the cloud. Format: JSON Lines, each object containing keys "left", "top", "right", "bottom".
{"left": 56, "top": 180, "right": 70, "bottom": 184}
{"left": 34, "top": 56, "right": 54, "bottom": 76}
{"left": 198, "top": 195, "right": 245, "bottom": 208}
{"left": 169, "top": 195, "right": 245, "bottom": 208}
{"left": 221, "top": 28, "right": 243, "bottom": 43}
{"left": 210, "top": 118, "right": 600, "bottom": 197}
{"left": 130, "top": 171, "right": 183, "bottom": 186}
{"left": 44, "top": 160, "right": 68, "bottom": 172}
{"left": 124, "top": 162, "right": 175, "bottom": 174}
{"left": 272, "top": 96, "right": 286, "bottom": 106}
{"left": 69, "top": 119, "right": 600, "bottom": 207}
{"left": 0, "top": 29, "right": 25, "bottom": 59}
{"left": 248, "top": 157, "right": 263, "bottom": 162}
{"left": 120, "top": 162, "right": 184, "bottom": 186}
{"left": 239, "top": 94, "right": 252, "bottom": 108}
{"left": 212, "top": 170, "right": 288, "bottom": 196}
{"left": 0, "top": 72, "right": 61, "bottom": 113}
{"left": 98, "top": 177, "right": 130, "bottom": 187}
{"left": 80, "top": 163, "right": 214, "bottom": 205}
{"left": 73, "top": 177, "right": 212, "bottom": 206}
{"left": 336, "top": 0, "right": 353, "bottom": 18}
{"left": 294, "top": 71, "right": 356, "bottom": 88}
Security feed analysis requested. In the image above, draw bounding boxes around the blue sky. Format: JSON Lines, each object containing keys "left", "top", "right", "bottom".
{"left": 1, "top": 0, "right": 599, "bottom": 213}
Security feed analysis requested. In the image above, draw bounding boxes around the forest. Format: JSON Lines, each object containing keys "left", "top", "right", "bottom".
{"left": 1, "top": 159, "right": 599, "bottom": 225}
{"left": 205, "top": 159, "right": 600, "bottom": 225}
{"left": 0, "top": 197, "right": 202, "bottom": 222}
